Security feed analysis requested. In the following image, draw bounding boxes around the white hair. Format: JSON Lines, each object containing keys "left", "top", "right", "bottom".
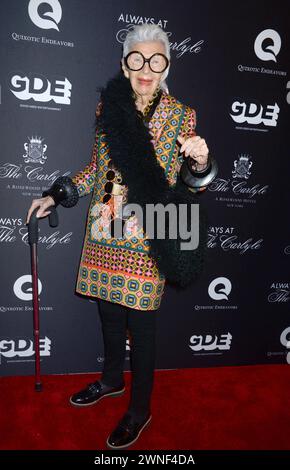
{"left": 122, "top": 24, "right": 170, "bottom": 93}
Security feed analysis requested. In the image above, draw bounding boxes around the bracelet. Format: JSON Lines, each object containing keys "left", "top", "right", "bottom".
{"left": 180, "top": 154, "right": 218, "bottom": 189}
{"left": 42, "top": 176, "right": 79, "bottom": 208}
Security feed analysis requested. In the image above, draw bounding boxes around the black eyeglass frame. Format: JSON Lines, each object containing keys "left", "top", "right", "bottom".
{"left": 124, "top": 51, "right": 170, "bottom": 73}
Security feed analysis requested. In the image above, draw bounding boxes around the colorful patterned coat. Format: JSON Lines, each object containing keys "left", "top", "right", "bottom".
{"left": 71, "top": 91, "right": 198, "bottom": 311}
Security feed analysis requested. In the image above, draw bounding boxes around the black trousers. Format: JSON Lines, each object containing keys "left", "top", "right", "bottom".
{"left": 97, "top": 298, "right": 158, "bottom": 420}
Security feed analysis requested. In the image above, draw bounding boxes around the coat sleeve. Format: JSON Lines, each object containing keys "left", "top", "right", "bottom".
{"left": 179, "top": 105, "right": 197, "bottom": 140}
{"left": 71, "top": 102, "right": 102, "bottom": 198}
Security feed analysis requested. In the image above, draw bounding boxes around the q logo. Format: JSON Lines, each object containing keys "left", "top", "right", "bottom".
{"left": 254, "top": 29, "right": 281, "bottom": 63}
{"left": 280, "top": 327, "right": 290, "bottom": 365}
{"left": 286, "top": 81, "right": 290, "bottom": 105}
{"left": 13, "top": 275, "right": 43, "bottom": 301}
{"left": 208, "top": 277, "right": 232, "bottom": 301}
{"left": 28, "top": 0, "right": 62, "bottom": 31}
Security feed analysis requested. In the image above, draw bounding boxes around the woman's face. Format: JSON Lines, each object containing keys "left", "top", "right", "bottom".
{"left": 122, "top": 41, "right": 167, "bottom": 99}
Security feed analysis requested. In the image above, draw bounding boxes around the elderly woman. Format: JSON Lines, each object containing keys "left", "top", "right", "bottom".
{"left": 25, "top": 24, "right": 211, "bottom": 449}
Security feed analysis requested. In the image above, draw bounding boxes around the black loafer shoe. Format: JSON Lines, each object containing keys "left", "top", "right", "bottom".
{"left": 69, "top": 380, "right": 125, "bottom": 407}
{"left": 106, "top": 412, "right": 152, "bottom": 449}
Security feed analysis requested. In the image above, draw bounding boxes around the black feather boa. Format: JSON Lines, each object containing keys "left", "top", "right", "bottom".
{"left": 95, "top": 71, "right": 208, "bottom": 289}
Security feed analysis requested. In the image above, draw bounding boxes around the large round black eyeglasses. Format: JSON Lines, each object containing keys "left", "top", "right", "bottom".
{"left": 124, "top": 51, "right": 169, "bottom": 73}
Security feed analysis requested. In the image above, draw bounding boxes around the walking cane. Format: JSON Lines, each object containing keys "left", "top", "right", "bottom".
{"left": 28, "top": 205, "right": 59, "bottom": 391}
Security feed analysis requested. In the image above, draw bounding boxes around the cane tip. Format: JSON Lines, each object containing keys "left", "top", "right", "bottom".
{"left": 35, "top": 382, "right": 43, "bottom": 392}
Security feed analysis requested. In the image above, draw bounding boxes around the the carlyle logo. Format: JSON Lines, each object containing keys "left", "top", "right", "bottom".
{"left": 116, "top": 15, "right": 204, "bottom": 59}
{"left": 209, "top": 153, "right": 269, "bottom": 205}
{"left": 28, "top": 0, "right": 62, "bottom": 31}
{"left": 232, "top": 154, "right": 252, "bottom": 179}
{"left": 9, "top": 72, "right": 72, "bottom": 105}
{"left": 0, "top": 337, "right": 51, "bottom": 359}
{"left": 208, "top": 277, "right": 232, "bottom": 301}
{"left": 0, "top": 217, "right": 72, "bottom": 248}
{"left": 13, "top": 275, "right": 43, "bottom": 301}
{"left": 230, "top": 100, "right": 279, "bottom": 127}
{"left": 0, "top": 217, "right": 23, "bottom": 245}
{"left": 254, "top": 29, "right": 281, "bottom": 63}
{"left": 268, "top": 282, "right": 290, "bottom": 303}
{"left": 0, "top": 164, "right": 69, "bottom": 183}
{"left": 189, "top": 333, "right": 232, "bottom": 352}
{"left": 208, "top": 226, "right": 263, "bottom": 254}
{"left": 0, "top": 133, "right": 71, "bottom": 185}
{"left": 23, "top": 136, "right": 47, "bottom": 164}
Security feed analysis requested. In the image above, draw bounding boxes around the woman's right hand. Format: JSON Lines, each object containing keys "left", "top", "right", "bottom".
{"left": 25, "top": 195, "right": 55, "bottom": 225}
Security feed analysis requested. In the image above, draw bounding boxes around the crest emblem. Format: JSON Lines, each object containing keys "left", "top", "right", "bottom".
{"left": 23, "top": 136, "right": 47, "bottom": 164}
{"left": 232, "top": 154, "right": 252, "bottom": 179}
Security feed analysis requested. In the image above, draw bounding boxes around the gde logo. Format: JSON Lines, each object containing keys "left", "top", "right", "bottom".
{"left": 0, "top": 337, "right": 51, "bottom": 358}
{"left": 254, "top": 29, "right": 281, "bottom": 63}
{"left": 189, "top": 333, "right": 232, "bottom": 351}
{"left": 28, "top": 0, "right": 62, "bottom": 31}
{"left": 10, "top": 73, "right": 72, "bottom": 105}
{"left": 208, "top": 277, "right": 232, "bottom": 300}
{"left": 230, "top": 101, "right": 279, "bottom": 127}
{"left": 13, "top": 275, "right": 42, "bottom": 301}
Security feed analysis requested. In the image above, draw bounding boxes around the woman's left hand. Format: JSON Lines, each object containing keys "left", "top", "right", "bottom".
{"left": 177, "top": 135, "right": 209, "bottom": 170}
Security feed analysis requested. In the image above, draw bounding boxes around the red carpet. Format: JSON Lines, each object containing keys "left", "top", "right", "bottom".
{"left": 1, "top": 364, "right": 290, "bottom": 450}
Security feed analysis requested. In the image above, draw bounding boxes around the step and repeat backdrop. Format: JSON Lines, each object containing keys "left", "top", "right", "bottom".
{"left": 0, "top": 0, "right": 289, "bottom": 376}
